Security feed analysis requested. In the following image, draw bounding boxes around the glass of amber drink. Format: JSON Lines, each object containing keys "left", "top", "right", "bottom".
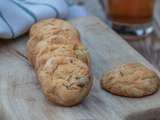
{"left": 105, "top": 0, "right": 156, "bottom": 39}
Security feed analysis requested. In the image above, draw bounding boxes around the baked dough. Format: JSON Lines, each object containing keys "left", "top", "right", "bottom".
{"left": 27, "top": 18, "right": 80, "bottom": 64}
{"left": 34, "top": 41, "right": 89, "bottom": 69}
{"left": 101, "top": 63, "right": 160, "bottom": 97}
{"left": 38, "top": 57, "right": 92, "bottom": 106}
{"left": 27, "top": 18, "right": 92, "bottom": 106}
{"left": 30, "top": 18, "right": 80, "bottom": 39}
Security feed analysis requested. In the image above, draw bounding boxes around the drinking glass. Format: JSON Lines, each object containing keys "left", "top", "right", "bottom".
{"left": 104, "top": 0, "right": 156, "bottom": 39}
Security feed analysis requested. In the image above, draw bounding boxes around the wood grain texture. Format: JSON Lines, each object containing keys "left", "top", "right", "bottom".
{"left": 1, "top": 16, "right": 160, "bottom": 120}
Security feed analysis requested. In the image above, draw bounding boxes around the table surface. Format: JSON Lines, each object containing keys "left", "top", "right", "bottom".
{"left": 68, "top": 0, "right": 160, "bottom": 71}
{"left": 2, "top": 16, "right": 160, "bottom": 120}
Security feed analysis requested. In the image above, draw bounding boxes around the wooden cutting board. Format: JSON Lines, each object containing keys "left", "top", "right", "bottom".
{"left": 1, "top": 16, "right": 160, "bottom": 120}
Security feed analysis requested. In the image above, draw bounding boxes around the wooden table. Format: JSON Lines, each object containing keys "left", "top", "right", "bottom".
{"left": 1, "top": 1, "right": 160, "bottom": 119}
{"left": 2, "top": 16, "right": 160, "bottom": 120}
{"left": 69, "top": 0, "right": 160, "bottom": 71}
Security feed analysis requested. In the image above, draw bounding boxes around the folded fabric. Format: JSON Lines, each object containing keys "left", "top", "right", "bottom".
{"left": 0, "top": 0, "right": 88, "bottom": 39}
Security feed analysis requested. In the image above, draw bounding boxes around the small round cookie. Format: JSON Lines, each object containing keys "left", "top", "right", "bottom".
{"left": 101, "top": 63, "right": 160, "bottom": 97}
{"left": 38, "top": 57, "right": 92, "bottom": 106}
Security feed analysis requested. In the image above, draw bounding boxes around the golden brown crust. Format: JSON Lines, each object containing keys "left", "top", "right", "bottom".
{"left": 35, "top": 44, "right": 75, "bottom": 70}
{"left": 27, "top": 18, "right": 80, "bottom": 64}
{"left": 27, "top": 18, "right": 92, "bottom": 106}
{"left": 38, "top": 57, "right": 92, "bottom": 106}
{"left": 33, "top": 41, "right": 89, "bottom": 70}
{"left": 30, "top": 18, "right": 80, "bottom": 39}
{"left": 101, "top": 63, "right": 160, "bottom": 97}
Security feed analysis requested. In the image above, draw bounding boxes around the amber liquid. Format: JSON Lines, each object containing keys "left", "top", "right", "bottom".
{"left": 106, "top": 0, "right": 155, "bottom": 25}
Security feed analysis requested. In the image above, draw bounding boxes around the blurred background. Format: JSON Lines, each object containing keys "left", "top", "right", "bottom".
{"left": 67, "top": 0, "right": 160, "bottom": 70}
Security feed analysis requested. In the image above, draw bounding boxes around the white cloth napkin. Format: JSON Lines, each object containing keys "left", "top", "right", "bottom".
{"left": 0, "top": 0, "right": 88, "bottom": 39}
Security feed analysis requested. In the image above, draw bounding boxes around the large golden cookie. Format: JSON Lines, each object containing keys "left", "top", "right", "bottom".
{"left": 101, "top": 63, "right": 160, "bottom": 97}
{"left": 38, "top": 57, "right": 92, "bottom": 106}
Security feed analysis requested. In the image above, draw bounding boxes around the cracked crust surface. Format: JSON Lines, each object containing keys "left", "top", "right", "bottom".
{"left": 33, "top": 40, "right": 89, "bottom": 70}
{"left": 27, "top": 19, "right": 92, "bottom": 106}
{"left": 101, "top": 63, "right": 160, "bottom": 97}
{"left": 27, "top": 18, "right": 80, "bottom": 64}
{"left": 38, "top": 57, "right": 92, "bottom": 106}
{"left": 30, "top": 18, "right": 80, "bottom": 39}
